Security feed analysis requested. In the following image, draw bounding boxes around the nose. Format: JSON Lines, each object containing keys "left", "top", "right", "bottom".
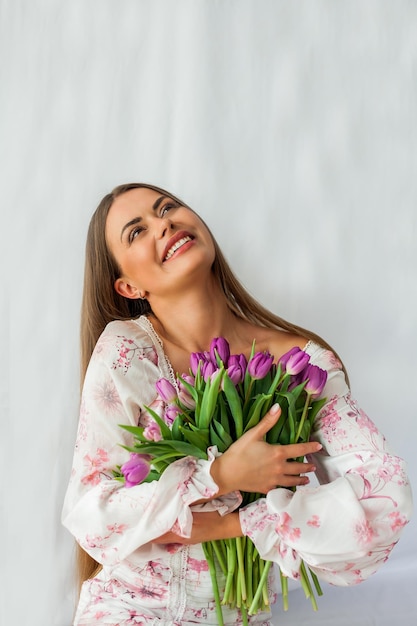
{"left": 156, "top": 215, "right": 175, "bottom": 239}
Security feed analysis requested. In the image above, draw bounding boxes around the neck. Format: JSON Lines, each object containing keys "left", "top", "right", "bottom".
{"left": 148, "top": 281, "right": 243, "bottom": 354}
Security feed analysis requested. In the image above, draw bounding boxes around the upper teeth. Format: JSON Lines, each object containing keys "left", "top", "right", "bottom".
{"left": 164, "top": 236, "right": 192, "bottom": 261}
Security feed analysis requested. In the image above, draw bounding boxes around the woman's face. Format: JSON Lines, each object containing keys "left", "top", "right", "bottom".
{"left": 105, "top": 187, "right": 216, "bottom": 302}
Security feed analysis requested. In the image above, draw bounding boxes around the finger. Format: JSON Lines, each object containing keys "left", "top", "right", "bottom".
{"left": 273, "top": 474, "right": 312, "bottom": 489}
{"left": 249, "top": 403, "right": 281, "bottom": 439}
{"left": 284, "top": 441, "right": 322, "bottom": 457}
{"left": 283, "top": 461, "right": 316, "bottom": 475}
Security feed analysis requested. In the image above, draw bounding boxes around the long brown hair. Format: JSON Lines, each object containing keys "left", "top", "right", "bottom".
{"left": 77, "top": 182, "right": 348, "bottom": 589}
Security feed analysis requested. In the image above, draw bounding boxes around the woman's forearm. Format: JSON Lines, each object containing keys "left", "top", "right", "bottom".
{"left": 153, "top": 511, "right": 243, "bottom": 545}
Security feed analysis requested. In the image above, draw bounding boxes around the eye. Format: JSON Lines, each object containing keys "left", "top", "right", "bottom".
{"left": 160, "top": 201, "right": 179, "bottom": 217}
{"left": 128, "top": 225, "right": 144, "bottom": 243}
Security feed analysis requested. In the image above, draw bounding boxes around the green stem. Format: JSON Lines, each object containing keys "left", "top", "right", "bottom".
{"left": 246, "top": 538, "right": 254, "bottom": 607}
{"left": 280, "top": 569, "right": 289, "bottom": 611}
{"left": 248, "top": 559, "right": 272, "bottom": 615}
{"left": 309, "top": 567, "right": 323, "bottom": 596}
{"left": 295, "top": 393, "right": 312, "bottom": 442}
{"left": 211, "top": 539, "right": 227, "bottom": 576}
{"left": 202, "top": 542, "right": 225, "bottom": 626}
{"left": 300, "top": 560, "right": 318, "bottom": 611}
{"left": 222, "top": 539, "right": 236, "bottom": 606}
{"left": 240, "top": 603, "right": 249, "bottom": 626}
{"left": 242, "top": 379, "right": 254, "bottom": 415}
{"left": 236, "top": 537, "right": 247, "bottom": 602}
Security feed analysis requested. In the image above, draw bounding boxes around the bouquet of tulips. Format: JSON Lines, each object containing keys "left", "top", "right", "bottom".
{"left": 114, "top": 338, "right": 328, "bottom": 625}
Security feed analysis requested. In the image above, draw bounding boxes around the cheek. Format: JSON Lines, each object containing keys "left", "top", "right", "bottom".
{"left": 115, "top": 248, "right": 150, "bottom": 282}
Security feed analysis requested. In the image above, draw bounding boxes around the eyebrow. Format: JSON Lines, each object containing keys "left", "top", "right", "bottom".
{"left": 120, "top": 195, "right": 168, "bottom": 241}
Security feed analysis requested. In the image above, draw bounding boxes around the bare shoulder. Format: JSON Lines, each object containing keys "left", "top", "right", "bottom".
{"left": 247, "top": 325, "right": 308, "bottom": 361}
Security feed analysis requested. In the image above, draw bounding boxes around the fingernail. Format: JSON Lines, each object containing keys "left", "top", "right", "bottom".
{"left": 315, "top": 443, "right": 323, "bottom": 451}
{"left": 270, "top": 403, "right": 280, "bottom": 415}
{"left": 302, "top": 476, "right": 310, "bottom": 484}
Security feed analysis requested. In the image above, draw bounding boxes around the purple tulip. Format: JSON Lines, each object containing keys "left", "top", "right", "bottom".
{"left": 247, "top": 351, "right": 274, "bottom": 380}
{"left": 279, "top": 346, "right": 303, "bottom": 369}
{"left": 227, "top": 353, "right": 247, "bottom": 385}
{"left": 155, "top": 378, "right": 177, "bottom": 403}
{"left": 177, "top": 375, "right": 196, "bottom": 409}
{"left": 202, "top": 360, "right": 217, "bottom": 382}
{"left": 304, "top": 364, "right": 328, "bottom": 397}
{"left": 210, "top": 337, "right": 230, "bottom": 366}
{"left": 288, "top": 372, "right": 303, "bottom": 391}
{"left": 164, "top": 403, "right": 181, "bottom": 425}
{"left": 143, "top": 421, "right": 162, "bottom": 441}
{"left": 121, "top": 453, "right": 151, "bottom": 488}
{"left": 190, "top": 351, "right": 212, "bottom": 376}
{"left": 283, "top": 350, "right": 310, "bottom": 376}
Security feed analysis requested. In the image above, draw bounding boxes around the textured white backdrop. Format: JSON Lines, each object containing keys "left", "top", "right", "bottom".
{"left": 1, "top": 1, "right": 416, "bottom": 625}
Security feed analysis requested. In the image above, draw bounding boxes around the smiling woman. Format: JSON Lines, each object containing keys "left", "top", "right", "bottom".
{"left": 62, "top": 182, "right": 412, "bottom": 626}
{"left": 106, "top": 186, "right": 216, "bottom": 308}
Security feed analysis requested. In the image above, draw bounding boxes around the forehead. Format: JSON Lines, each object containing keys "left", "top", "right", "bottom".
{"left": 106, "top": 187, "right": 166, "bottom": 237}
{"left": 110, "top": 187, "right": 165, "bottom": 218}
{"left": 103, "top": 189, "right": 150, "bottom": 252}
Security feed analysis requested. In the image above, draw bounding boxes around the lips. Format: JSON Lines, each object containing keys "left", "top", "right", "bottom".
{"left": 162, "top": 230, "right": 194, "bottom": 262}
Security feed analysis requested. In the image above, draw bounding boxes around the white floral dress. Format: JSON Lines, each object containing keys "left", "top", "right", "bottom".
{"left": 62, "top": 315, "right": 412, "bottom": 625}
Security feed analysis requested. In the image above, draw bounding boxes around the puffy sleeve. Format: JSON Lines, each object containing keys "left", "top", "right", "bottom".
{"left": 239, "top": 344, "right": 413, "bottom": 586}
{"left": 62, "top": 319, "right": 228, "bottom": 566}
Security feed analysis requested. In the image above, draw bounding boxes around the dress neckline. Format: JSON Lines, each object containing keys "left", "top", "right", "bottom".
{"left": 138, "top": 315, "right": 178, "bottom": 386}
{"left": 138, "top": 314, "right": 316, "bottom": 375}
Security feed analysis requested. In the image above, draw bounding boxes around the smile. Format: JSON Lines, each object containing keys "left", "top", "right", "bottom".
{"left": 163, "top": 236, "right": 193, "bottom": 261}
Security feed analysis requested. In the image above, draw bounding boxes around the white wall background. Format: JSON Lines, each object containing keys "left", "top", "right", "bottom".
{"left": 1, "top": 1, "right": 416, "bottom": 624}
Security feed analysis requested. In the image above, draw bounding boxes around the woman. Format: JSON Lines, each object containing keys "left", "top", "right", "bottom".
{"left": 62, "top": 183, "right": 412, "bottom": 625}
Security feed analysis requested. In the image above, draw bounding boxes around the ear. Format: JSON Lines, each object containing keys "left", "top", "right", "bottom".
{"left": 114, "top": 278, "right": 144, "bottom": 300}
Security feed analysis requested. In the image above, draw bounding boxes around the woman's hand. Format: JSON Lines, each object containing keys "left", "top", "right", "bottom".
{"left": 210, "top": 404, "right": 322, "bottom": 495}
{"left": 153, "top": 511, "right": 243, "bottom": 545}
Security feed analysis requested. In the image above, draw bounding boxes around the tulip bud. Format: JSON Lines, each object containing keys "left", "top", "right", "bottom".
{"left": 278, "top": 346, "right": 303, "bottom": 369}
{"left": 202, "top": 360, "right": 217, "bottom": 382}
{"left": 304, "top": 364, "right": 328, "bottom": 397}
{"left": 284, "top": 350, "right": 310, "bottom": 376}
{"left": 190, "top": 351, "right": 213, "bottom": 376}
{"left": 164, "top": 403, "right": 181, "bottom": 425}
{"left": 227, "top": 353, "right": 247, "bottom": 385}
{"left": 177, "top": 376, "right": 196, "bottom": 409}
{"left": 143, "top": 421, "right": 162, "bottom": 441}
{"left": 121, "top": 453, "right": 151, "bottom": 488}
{"left": 155, "top": 378, "right": 177, "bottom": 403}
{"left": 210, "top": 337, "right": 231, "bottom": 366}
{"left": 247, "top": 351, "right": 274, "bottom": 380}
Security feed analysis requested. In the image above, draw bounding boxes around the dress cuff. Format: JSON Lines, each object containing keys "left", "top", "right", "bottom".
{"left": 239, "top": 495, "right": 302, "bottom": 579}
{"left": 163, "top": 446, "right": 241, "bottom": 538}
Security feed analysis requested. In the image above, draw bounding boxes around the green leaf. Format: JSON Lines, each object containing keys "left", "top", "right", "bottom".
{"left": 222, "top": 372, "right": 244, "bottom": 437}
{"left": 265, "top": 414, "right": 285, "bottom": 444}
{"left": 143, "top": 405, "right": 173, "bottom": 440}
{"left": 122, "top": 439, "right": 208, "bottom": 459}
{"left": 209, "top": 423, "right": 228, "bottom": 453}
{"left": 177, "top": 375, "right": 200, "bottom": 403}
{"left": 212, "top": 419, "right": 234, "bottom": 449}
{"left": 171, "top": 415, "right": 184, "bottom": 441}
{"left": 243, "top": 340, "right": 257, "bottom": 397}
{"left": 153, "top": 439, "right": 208, "bottom": 458}
{"left": 267, "top": 363, "right": 284, "bottom": 395}
{"left": 276, "top": 390, "right": 301, "bottom": 443}
{"left": 297, "top": 420, "right": 311, "bottom": 443}
{"left": 119, "top": 424, "right": 149, "bottom": 442}
{"left": 308, "top": 397, "right": 327, "bottom": 426}
{"left": 243, "top": 394, "right": 272, "bottom": 433}
{"left": 218, "top": 394, "right": 231, "bottom": 435}
{"left": 199, "top": 368, "right": 224, "bottom": 429}
{"left": 142, "top": 469, "right": 161, "bottom": 482}
{"left": 180, "top": 425, "right": 209, "bottom": 450}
